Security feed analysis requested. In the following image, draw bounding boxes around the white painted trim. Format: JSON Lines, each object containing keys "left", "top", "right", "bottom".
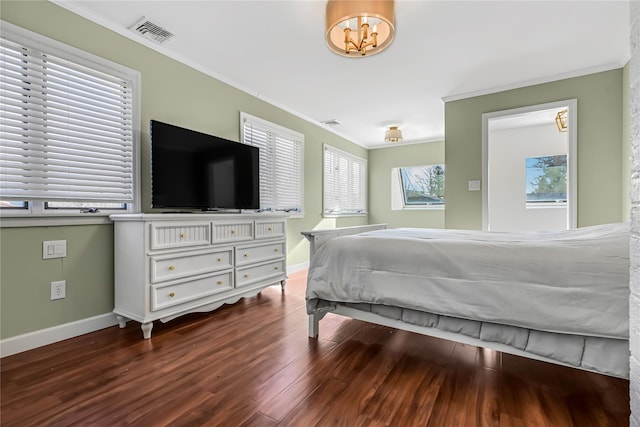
{"left": 287, "top": 262, "right": 309, "bottom": 275}
{"left": 481, "top": 99, "right": 578, "bottom": 231}
{"left": 0, "top": 215, "right": 113, "bottom": 228}
{"left": 442, "top": 63, "right": 625, "bottom": 103}
{"left": 0, "top": 313, "right": 118, "bottom": 358}
{"left": 368, "top": 137, "right": 444, "bottom": 150}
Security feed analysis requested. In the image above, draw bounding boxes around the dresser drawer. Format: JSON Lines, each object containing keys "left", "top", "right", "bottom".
{"left": 255, "top": 220, "right": 285, "bottom": 239}
{"left": 212, "top": 221, "right": 254, "bottom": 243}
{"left": 236, "top": 259, "right": 285, "bottom": 288}
{"left": 236, "top": 242, "right": 285, "bottom": 267}
{"left": 150, "top": 222, "right": 211, "bottom": 250}
{"left": 150, "top": 248, "right": 233, "bottom": 283}
{"left": 151, "top": 271, "right": 233, "bottom": 311}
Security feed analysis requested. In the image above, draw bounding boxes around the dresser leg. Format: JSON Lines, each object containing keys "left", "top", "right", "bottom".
{"left": 280, "top": 279, "right": 286, "bottom": 291}
{"left": 116, "top": 315, "right": 127, "bottom": 329}
{"left": 141, "top": 322, "right": 153, "bottom": 339}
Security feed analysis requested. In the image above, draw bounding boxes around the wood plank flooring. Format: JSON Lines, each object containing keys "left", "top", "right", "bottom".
{"left": 1, "top": 270, "right": 630, "bottom": 426}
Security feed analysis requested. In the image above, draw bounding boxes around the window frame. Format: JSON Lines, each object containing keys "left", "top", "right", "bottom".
{"left": 525, "top": 154, "right": 568, "bottom": 208}
{"left": 0, "top": 21, "right": 141, "bottom": 225}
{"left": 323, "top": 144, "right": 367, "bottom": 217}
{"left": 240, "top": 112, "right": 304, "bottom": 217}
{"left": 391, "top": 164, "right": 446, "bottom": 211}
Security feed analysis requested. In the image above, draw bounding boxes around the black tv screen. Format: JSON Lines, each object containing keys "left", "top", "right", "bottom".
{"left": 150, "top": 120, "right": 260, "bottom": 210}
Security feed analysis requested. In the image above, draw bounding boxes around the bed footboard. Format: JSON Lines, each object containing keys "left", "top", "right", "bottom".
{"left": 308, "top": 311, "right": 329, "bottom": 338}
{"left": 301, "top": 224, "right": 387, "bottom": 258}
{"left": 302, "top": 224, "right": 387, "bottom": 338}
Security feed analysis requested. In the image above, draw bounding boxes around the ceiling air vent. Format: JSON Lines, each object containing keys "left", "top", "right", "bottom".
{"left": 129, "top": 17, "right": 175, "bottom": 44}
{"left": 321, "top": 119, "right": 342, "bottom": 127}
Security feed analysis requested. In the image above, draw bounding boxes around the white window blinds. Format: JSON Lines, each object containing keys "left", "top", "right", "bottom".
{"left": 240, "top": 112, "right": 304, "bottom": 213}
{"left": 0, "top": 33, "right": 135, "bottom": 203}
{"left": 323, "top": 144, "right": 367, "bottom": 215}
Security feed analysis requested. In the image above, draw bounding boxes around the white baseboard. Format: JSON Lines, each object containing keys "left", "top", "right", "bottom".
{"left": 0, "top": 313, "right": 118, "bottom": 358}
{"left": 1, "top": 264, "right": 310, "bottom": 358}
{"left": 287, "top": 262, "right": 309, "bottom": 274}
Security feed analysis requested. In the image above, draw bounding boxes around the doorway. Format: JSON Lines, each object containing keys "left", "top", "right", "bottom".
{"left": 482, "top": 100, "right": 577, "bottom": 231}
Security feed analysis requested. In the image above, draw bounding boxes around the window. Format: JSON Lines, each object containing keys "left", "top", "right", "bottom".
{"left": 240, "top": 112, "right": 304, "bottom": 215}
{"left": 398, "top": 165, "right": 445, "bottom": 207}
{"left": 525, "top": 155, "right": 567, "bottom": 206}
{"left": 323, "top": 144, "right": 367, "bottom": 216}
{"left": 0, "top": 22, "right": 140, "bottom": 218}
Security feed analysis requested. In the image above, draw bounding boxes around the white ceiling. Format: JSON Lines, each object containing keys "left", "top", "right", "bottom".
{"left": 53, "top": 0, "right": 630, "bottom": 148}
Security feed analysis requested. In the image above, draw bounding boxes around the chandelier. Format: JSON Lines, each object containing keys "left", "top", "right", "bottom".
{"left": 326, "top": 0, "right": 395, "bottom": 57}
{"left": 384, "top": 126, "right": 403, "bottom": 143}
{"left": 555, "top": 109, "right": 568, "bottom": 133}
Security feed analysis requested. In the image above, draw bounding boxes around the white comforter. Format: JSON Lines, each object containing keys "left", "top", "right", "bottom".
{"left": 306, "top": 223, "right": 630, "bottom": 339}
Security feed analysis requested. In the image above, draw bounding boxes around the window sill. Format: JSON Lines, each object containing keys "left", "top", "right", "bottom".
{"left": 0, "top": 215, "right": 114, "bottom": 228}
{"left": 525, "top": 203, "right": 567, "bottom": 209}
{"left": 393, "top": 205, "right": 445, "bottom": 211}
{"left": 323, "top": 213, "right": 368, "bottom": 218}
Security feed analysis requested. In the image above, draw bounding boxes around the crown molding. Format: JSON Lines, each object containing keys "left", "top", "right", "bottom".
{"left": 441, "top": 61, "right": 629, "bottom": 103}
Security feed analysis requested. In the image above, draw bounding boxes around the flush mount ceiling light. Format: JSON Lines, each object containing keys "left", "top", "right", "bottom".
{"left": 384, "top": 126, "right": 402, "bottom": 143}
{"left": 555, "top": 109, "right": 568, "bottom": 133}
{"left": 326, "top": 0, "right": 395, "bottom": 57}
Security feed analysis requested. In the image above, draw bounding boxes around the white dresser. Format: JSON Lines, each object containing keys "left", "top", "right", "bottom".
{"left": 110, "top": 213, "right": 287, "bottom": 338}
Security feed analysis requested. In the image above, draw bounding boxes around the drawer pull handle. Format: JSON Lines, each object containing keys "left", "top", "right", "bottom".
{"left": 169, "top": 292, "right": 175, "bottom": 297}
{"left": 180, "top": 233, "right": 186, "bottom": 238}
{"left": 244, "top": 254, "right": 248, "bottom": 257}
{"left": 169, "top": 265, "right": 175, "bottom": 271}
{"left": 231, "top": 230, "right": 236, "bottom": 234}
{"left": 217, "top": 258, "right": 222, "bottom": 262}
{"left": 244, "top": 274, "right": 249, "bottom": 278}
{"left": 274, "top": 248, "right": 279, "bottom": 252}
{"left": 268, "top": 227, "right": 272, "bottom": 231}
{"left": 217, "top": 280, "right": 223, "bottom": 285}
{"left": 274, "top": 266, "right": 279, "bottom": 270}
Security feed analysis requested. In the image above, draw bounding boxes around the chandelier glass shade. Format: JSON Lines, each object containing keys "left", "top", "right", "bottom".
{"left": 384, "top": 126, "right": 402, "bottom": 143}
{"left": 326, "top": 0, "right": 395, "bottom": 57}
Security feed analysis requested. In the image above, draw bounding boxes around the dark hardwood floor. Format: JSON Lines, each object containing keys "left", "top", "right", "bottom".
{"left": 1, "top": 270, "right": 630, "bottom": 426}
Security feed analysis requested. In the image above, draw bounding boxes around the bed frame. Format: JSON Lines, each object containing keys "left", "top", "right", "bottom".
{"left": 301, "top": 224, "right": 629, "bottom": 378}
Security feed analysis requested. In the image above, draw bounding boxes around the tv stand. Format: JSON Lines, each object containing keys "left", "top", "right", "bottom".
{"left": 110, "top": 213, "right": 287, "bottom": 338}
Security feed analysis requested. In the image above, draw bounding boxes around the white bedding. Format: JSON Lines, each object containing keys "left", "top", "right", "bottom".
{"left": 306, "top": 223, "right": 630, "bottom": 340}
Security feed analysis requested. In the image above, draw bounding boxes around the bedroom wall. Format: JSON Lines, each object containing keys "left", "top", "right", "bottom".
{"left": 487, "top": 123, "right": 568, "bottom": 231}
{"left": 368, "top": 141, "right": 445, "bottom": 229}
{"left": 629, "top": 1, "right": 639, "bottom": 425}
{"left": 0, "top": 1, "right": 367, "bottom": 341}
{"left": 444, "top": 69, "right": 624, "bottom": 230}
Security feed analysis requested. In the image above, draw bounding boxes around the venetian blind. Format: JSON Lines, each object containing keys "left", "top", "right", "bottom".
{"left": 241, "top": 112, "right": 304, "bottom": 213}
{"left": 0, "top": 35, "right": 135, "bottom": 203}
{"left": 323, "top": 144, "right": 367, "bottom": 215}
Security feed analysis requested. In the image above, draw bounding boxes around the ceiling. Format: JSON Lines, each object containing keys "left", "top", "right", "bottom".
{"left": 53, "top": 0, "right": 630, "bottom": 149}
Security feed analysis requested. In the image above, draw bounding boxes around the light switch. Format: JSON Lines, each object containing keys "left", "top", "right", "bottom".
{"left": 468, "top": 180, "right": 481, "bottom": 191}
{"left": 43, "top": 240, "right": 67, "bottom": 259}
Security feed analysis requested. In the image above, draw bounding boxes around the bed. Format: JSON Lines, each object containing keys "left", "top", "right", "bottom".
{"left": 301, "top": 223, "right": 630, "bottom": 379}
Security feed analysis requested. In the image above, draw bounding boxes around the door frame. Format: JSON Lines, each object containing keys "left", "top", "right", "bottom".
{"left": 481, "top": 99, "right": 577, "bottom": 231}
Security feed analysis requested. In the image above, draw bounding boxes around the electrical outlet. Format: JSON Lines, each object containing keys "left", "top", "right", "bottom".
{"left": 51, "top": 280, "right": 66, "bottom": 300}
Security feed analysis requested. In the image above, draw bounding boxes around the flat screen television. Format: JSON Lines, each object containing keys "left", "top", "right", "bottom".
{"left": 150, "top": 120, "right": 260, "bottom": 210}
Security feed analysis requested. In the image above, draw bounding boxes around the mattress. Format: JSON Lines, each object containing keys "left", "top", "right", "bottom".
{"left": 306, "top": 223, "right": 630, "bottom": 340}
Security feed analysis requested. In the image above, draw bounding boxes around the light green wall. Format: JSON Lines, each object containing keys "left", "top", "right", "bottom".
{"left": 444, "top": 69, "right": 624, "bottom": 229}
{"left": 368, "top": 141, "right": 445, "bottom": 228}
{"left": 0, "top": 1, "right": 367, "bottom": 339}
{"left": 0, "top": 226, "right": 114, "bottom": 338}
